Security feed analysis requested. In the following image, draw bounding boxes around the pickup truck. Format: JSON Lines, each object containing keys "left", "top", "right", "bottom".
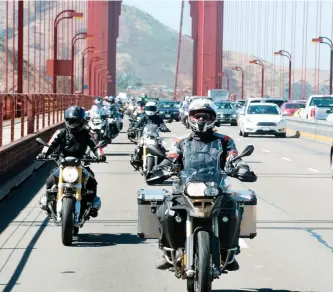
{"left": 301, "top": 95, "right": 333, "bottom": 120}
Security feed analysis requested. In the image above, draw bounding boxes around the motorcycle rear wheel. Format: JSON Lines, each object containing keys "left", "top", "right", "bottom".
{"left": 61, "top": 197, "right": 74, "bottom": 246}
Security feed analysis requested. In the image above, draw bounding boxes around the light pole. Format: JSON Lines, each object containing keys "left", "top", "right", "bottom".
{"left": 71, "top": 32, "right": 93, "bottom": 94}
{"left": 81, "top": 47, "right": 96, "bottom": 94}
{"left": 274, "top": 50, "right": 292, "bottom": 100}
{"left": 249, "top": 59, "right": 265, "bottom": 97}
{"left": 312, "top": 37, "right": 333, "bottom": 94}
{"left": 88, "top": 57, "right": 102, "bottom": 95}
{"left": 53, "top": 10, "right": 83, "bottom": 93}
{"left": 232, "top": 66, "right": 244, "bottom": 99}
{"left": 222, "top": 72, "right": 230, "bottom": 90}
{"left": 94, "top": 65, "right": 106, "bottom": 96}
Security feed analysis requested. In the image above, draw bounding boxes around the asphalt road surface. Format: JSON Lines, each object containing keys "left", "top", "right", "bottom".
{"left": 0, "top": 119, "right": 332, "bottom": 292}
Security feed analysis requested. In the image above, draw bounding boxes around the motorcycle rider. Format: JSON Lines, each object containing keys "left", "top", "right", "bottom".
{"left": 130, "top": 101, "right": 170, "bottom": 168}
{"left": 153, "top": 98, "right": 257, "bottom": 271}
{"left": 104, "top": 96, "right": 123, "bottom": 137}
{"left": 37, "top": 106, "right": 107, "bottom": 217}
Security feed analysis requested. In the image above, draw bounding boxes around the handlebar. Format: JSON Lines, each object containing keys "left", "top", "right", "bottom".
{"left": 36, "top": 155, "right": 107, "bottom": 163}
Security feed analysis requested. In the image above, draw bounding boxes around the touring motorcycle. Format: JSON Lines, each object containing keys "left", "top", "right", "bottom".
{"left": 145, "top": 142, "right": 257, "bottom": 291}
{"left": 87, "top": 110, "right": 109, "bottom": 142}
{"left": 36, "top": 137, "right": 107, "bottom": 246}
{"left": 130, "top": 124, "right": 169, "bottom": 183}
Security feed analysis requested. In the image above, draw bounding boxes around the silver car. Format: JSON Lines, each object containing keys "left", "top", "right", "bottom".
{"left": 215, "top": 101, "right": 237, "bottom": 126}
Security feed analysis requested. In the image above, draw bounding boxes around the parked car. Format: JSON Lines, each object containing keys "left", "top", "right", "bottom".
{"left": 215, "top": 101, "right": 237, "bottom": 126}
{"left": 280, "top": 101, "right": 306, "bottom": 116}
{"left": 239, "top": 103, "right": 286, "bottom": 138}
{"left": 158, "top": 100, "right": 180, "bottom": 122}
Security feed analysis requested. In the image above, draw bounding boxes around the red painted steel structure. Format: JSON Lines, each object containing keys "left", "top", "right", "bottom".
{"left": 190, "top": 0, "right": 224, "bottom": 96}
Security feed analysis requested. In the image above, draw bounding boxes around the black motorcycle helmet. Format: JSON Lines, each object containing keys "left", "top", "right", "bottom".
{"left": 65, "top": 106, "right": 86, "bottom": 133}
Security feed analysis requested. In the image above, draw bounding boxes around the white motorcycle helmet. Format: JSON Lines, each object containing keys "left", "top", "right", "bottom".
{"left": 188, "top": 98, "right": 217, "bottom": 133}
{"left": 145, "top": 101, "right": 158, "bottom": 116}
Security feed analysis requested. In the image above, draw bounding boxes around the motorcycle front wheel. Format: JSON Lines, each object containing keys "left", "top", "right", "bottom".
{"left": 61, "top": 197, "right": 74, "bottom": 246}
{"left": 187, "top": 230, "right": 212, "bottom": 292}
{"left": 145, "top": 156, "right": 155, "bottom": 185}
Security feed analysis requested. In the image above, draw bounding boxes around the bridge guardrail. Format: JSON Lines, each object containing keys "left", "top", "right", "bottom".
{"left": 286, "top": 117, "right": 333, "bottom": 144}
{"left": 0, "top": 94, "right": 94, "bottom": 199}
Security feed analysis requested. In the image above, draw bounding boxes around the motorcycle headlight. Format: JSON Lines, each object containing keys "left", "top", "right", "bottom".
{"left": 186, "top": 183, "right": 207, "bottom": 197}
{"left": 62, "top": 167, "right": 79, "bottom": 183}
{"left": 204, "top": 187, "right": 220, "bottom": 196}
{"left": 93, "top": 118, "right": 101, "bottom": 123}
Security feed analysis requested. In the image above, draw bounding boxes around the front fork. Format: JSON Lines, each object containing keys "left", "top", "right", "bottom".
{"left": 184, "top": 215, "right": 224, "bottom": 279}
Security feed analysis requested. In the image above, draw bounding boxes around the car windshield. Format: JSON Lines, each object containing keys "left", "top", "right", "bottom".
{"left": 143, "top": 124, "right": 159, "bottom": 137}
{"left": 215, "top": 102, "right": 233, "bottom": 109}
{"left": 309, "top": 97, "right": 333, "bottom": 107}
{"left": 247, "top": 105, "right": 280, "bottom": 115}
{"left": 160, "top": 102, "right": 176, "bottom": 108}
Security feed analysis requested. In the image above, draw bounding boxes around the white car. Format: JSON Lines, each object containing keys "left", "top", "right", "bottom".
{"left": 239, "top": 103, "right": 287, "bottom": 138}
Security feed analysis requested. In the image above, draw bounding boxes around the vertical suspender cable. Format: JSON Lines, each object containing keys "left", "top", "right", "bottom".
{"left": 27, "top": 2, "right": 30, "bottom": 93}
{"left": 12, "top": 1, "right": 15, "bottom": 92}
{"left": 317, "top": 0, "right": 322, "bottom": 93}
{"left": 304, "top": 2, "right": 309, "bottom": 98}
{"left": 314, "top": 0, "right": 319, "bottom": 93}
{"left": 173, "top": 0, "right": 183, "bottom": 99}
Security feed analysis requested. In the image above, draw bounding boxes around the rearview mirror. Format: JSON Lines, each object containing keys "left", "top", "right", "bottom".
{"left": 239, "top": 144, "right": 254, "bottom": 158}
{"left": 36, "top": 137, "right": 49, "bottom": 147}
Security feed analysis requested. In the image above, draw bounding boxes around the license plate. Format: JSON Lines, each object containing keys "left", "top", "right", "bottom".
{"left": 165, "top": 114, "right": 171, "bottom": 118}
{"left": 263, "top": 127, "right": 270, "bottom": 131}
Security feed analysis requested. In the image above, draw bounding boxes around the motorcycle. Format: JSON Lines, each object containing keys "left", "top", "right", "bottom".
{"left": 131, "top": 124, "right": 169, "bottom": 183}
{"left": 146, "top": 143, "right": 256, "bottom": 291}
{"left": 36, "top": 137, "right": 108, "bottom": 246}
{"left": 127, "top": 115, "right": 144, "bottom": 143}
{"left": 87, "top": 110, "right": 109, "bottom": 142}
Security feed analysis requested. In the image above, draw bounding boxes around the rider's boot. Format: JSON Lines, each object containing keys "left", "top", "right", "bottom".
{"left": 155, "top": 249, "right": 182, "bottom": 270}
{"left": 87, "top": 190, "right": 101, "bottom": 218}
{"left": 222, "top": 250, "right": 240, "bottom": 271}
{"left": 39, "top": 189, "right": 56, "bottom": 216}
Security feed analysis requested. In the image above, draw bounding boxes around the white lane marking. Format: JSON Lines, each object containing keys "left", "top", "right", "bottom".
{"left": 239, "top": 238, "right": 249, "bottom": 249}
{"left": 308, "top": 168, "right": 320, "bottom": 173}
{"left": 262, "top": 149, "right": 270, "bottom": 153}
{"left": 282, "top": 157, "right": 292, "bottom": 161}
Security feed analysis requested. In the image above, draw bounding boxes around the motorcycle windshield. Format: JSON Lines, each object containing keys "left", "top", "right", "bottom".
{"left": 143, "top": 124, "right": 159, "bottom": 138}
{"left": 177, "top": 140, "right": 229, "bottom": 191}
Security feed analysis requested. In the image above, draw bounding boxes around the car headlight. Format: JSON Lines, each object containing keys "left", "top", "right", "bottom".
{"left": 186, "top": 183, "right": 207, "bottom": 197}
{"left": 204, "top": 186, "right": 220, "bottom": 196}
{"left": 62, "top": 167, "right": 79, "bottom": 183}
{"left": 232, "top": 114, "right": 237, "bottom": 117}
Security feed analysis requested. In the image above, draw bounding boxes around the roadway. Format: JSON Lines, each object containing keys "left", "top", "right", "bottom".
{"left": 0, "top": 119, "right": 333, "bottom": 292}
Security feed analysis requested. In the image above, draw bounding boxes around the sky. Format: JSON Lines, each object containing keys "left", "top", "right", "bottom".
{"left": 123, "top": 0, "right": 333, "bottom": 72}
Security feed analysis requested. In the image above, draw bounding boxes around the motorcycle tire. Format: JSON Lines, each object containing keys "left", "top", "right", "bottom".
{"left": 61, "top": 197, "right": 74, "bottom": 246}
{"left": 188, "top": 230, "right": 212, "bottom": 292}
{"left": 145, "top": 156, "right": 155, "bottom": 185}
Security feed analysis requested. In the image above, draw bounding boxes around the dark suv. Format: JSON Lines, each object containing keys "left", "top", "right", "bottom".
{"left": 158, "top": 101, "right": 180, "bottom": 122}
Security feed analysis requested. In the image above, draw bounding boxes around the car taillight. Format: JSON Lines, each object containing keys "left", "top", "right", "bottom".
{"left": 310, "top": 108, "right": 315, "bottom": 117}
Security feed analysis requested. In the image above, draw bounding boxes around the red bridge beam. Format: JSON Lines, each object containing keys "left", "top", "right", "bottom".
{"left": 190, "top": 0, "right": 224, "bottom": 96}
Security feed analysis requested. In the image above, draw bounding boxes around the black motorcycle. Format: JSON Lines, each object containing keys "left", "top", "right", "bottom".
{"left": 146, "top": 142, "right": 256, "bottom": 292}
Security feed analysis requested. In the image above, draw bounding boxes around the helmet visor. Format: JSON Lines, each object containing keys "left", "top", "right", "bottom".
{"left": 66, "top": 118, "right": 83, "bottom": 128}
{"left": 189, "top": 110, "right": 215, "bottom": 122}
{"left": 145, "top": 106, "right": 157, "bottom": 112}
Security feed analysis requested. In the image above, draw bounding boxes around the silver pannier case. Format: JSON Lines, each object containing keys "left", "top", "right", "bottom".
{"left": 137, "top": 189, "right": 169, "bottom": 239}
{"left": 231, "top": 189, "right": 257, "bottom": 239}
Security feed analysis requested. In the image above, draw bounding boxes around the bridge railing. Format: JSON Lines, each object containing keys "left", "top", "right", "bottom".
{"left": 0, "top": 94, "right": 94, "bottom": 147}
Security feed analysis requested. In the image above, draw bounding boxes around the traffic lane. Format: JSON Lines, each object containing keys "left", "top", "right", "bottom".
{"left": 0, "top": 121, "right": 331, "bottom": 291}
{"left": 219, "top": 124, "right": 330, "bottom": 175}
{"left": 0, "top": 126, "right": 187, "bottom": 292}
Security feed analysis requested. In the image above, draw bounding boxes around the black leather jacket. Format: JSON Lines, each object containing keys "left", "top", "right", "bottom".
{"left": 42, "top": 128, "right": 103, "bottom": 158}
{"left": 137, "top": 114, "right": 168, "bottom": 130}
